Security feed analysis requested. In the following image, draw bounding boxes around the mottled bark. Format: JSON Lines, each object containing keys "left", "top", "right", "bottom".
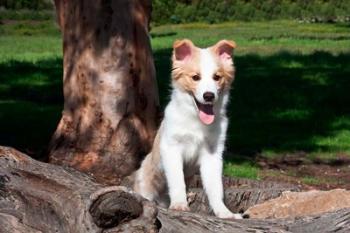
{"left": 49, "top": 0, "right": 159, "bottom": 185}
{"left": 1, "top": 147, "right": 350, "bottom": 233}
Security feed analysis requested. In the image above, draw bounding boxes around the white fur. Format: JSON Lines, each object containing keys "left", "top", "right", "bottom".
{"left": 195, "top": 49, "right": 219, "bottom": 103}
{"left": 135, "top": 46, "right": 242, "bottom": 219}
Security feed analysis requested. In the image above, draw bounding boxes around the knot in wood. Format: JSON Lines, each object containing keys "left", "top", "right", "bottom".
{"left": 89, "top": 190, "right": 143, "bottom": 228}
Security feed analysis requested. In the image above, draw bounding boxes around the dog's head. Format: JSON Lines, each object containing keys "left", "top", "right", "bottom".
{"left": 171, "top": 39, "right": 236, "bottom": 125}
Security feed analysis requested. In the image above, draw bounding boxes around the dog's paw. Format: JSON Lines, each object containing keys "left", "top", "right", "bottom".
{"left": 216, "top": 210, "right": 243, "bottom": 219}
{"left": 169, "top": 202, "right": 190, "bottom": 212}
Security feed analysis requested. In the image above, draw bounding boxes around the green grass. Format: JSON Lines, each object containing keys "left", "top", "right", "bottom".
{"left": 224, "top": 157, "right": 259, "bottom": 179}
{"left": 300, "top": 175, "right": 345, "bottom": 187}
{"left": 151, "top": 21, "right": 350, "bottom": 54}
{"left": 301, "top": 176, "right": 324, "bottom": 186}
{"left": 0, "top": 37, "right": 61, "bottom": 62}
{"left": 1, "top": 20, "right": 350, "bottom": 179}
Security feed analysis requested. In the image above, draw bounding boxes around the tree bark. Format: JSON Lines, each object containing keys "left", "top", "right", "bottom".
{"left": 1, "top": 147, "right": 350, "bottom": 233}
{"left": 49, "top": 0, "right": 160, "bottom": 185}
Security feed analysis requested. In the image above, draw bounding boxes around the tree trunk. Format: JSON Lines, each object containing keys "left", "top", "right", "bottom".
{"left": 49, "top": 0, "right": 160, "bottom": 185}
{"left": 1, "top": 146, "right": 350, "bottom": 233}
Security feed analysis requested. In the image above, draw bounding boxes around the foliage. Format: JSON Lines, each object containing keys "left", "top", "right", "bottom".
{"left": 0, "top": 0, "right": 53, "bottom": 10}
{"left": 0, "top": 9, "right": 54, "bottom": 20}
{"left": 0, "top": 0, "right": 53, "bottom": 20}
{"left": 1, "top": 0, "right": 349, "bottom": 23}
{"left": 151, "top": 0, "right": 350, "bottom": 24}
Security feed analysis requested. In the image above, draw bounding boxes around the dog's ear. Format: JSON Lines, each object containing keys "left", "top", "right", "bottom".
{"left": 212, "top": 40, "right": 236, "bottom": 62}
{"left": 173, "top": 39, "right": 194, "bottom": 61}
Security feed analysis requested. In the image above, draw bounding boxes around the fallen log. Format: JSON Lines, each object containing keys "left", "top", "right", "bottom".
{"left": 245, "top": 189, "right": 350, "bottom": 219}
{"left": 158, "top": 207, "right": 350, "bottom": 233}
{"left": 186, "top": 175, "right": 299, "bottom": 214}
{"left": 0, "top": 146, "right": 158, "bottom": 233}
{"left": 1, "top": 146, "right": 349, "bottom": 233}
{"left": 122, "top": 171, "right": 299, "bottom": 215}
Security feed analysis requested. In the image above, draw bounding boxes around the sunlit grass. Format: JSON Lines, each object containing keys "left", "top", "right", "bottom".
{"left": 301, "top": 176, "right": 323, "bottom": 185}
{"left": 224, "top": 160, "right": 259, "bottom": 179}
{"left": 301, "top": 176, "right": 344, "bottom": 186}
{"left": 151, "top": 20, "right": 350, "bottom": 55}
{"left": 0, "top": 36, "right": 62, "bottom": 63}
{"left": 312, "top": 130, "right": 350, "bottom": 151}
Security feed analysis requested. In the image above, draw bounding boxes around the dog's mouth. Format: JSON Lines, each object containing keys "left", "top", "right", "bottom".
{"left": 193, "top": 97, "right": 215, "bottom": 125}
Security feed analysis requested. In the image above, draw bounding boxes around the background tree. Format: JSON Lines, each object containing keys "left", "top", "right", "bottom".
{"left": 49, "top": 0, "right": 160, "bottom": 185}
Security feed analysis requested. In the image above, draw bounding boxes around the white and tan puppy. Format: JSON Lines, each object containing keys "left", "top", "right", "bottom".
{"left": 134, "top": 39, "right": 241, "bottom": 219}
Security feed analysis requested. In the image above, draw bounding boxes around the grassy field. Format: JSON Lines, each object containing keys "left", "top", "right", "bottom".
{"left": 0, "top": 20, "right": 349, "bottom": 180}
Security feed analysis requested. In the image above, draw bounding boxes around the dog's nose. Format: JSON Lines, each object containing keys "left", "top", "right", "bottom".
{"left": 203, "top": 92, "right": 215, "bottom": 102}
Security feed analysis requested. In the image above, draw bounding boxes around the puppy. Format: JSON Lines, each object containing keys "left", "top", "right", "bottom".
{"left": 134, "top": 39, "right": 241, "bottom": 219}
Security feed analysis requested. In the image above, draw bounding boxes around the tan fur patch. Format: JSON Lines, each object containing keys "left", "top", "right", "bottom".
{"left": 214, "top": 66, "right": 235, "bottom": 92}
{"left": 171, "top": 39, "right": 201, "bottom": 95}
{"left": 134, "top": 125, "right": 166, "bottom": 199}
{"left": 209, "top": 40, "right": 236, "bottom": 91}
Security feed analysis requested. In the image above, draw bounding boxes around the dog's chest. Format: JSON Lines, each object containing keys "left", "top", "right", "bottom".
{"left": 162, "top": 97, "right": 224, "bottom": 161}
{"left": 172, "top": 122, "right": 218, "bottom": 162}
{"left": 177, "top": 132, "right": 203, "bottom": 162}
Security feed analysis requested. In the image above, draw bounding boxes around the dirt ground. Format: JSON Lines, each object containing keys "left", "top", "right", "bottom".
{"left": 257, "top": 154, "right": 350, "bottom": 190}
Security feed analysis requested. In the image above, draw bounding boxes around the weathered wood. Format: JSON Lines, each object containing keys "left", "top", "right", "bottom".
{"left": 90, "top": 190, "right": 143, "bottom": 228}
{"left": 245, "top": 189, "right": 350, "bottom": 219}
{"left": 187, "top": 175, "right": 299, "bottom": 214}
{"left": 49, "top": 0, "right": 160, "bottom": 185}
{"left": 0, "top": 146, "right": 158, "bottom": 233}
{"left": 158, "top": 207, "right": 288, "bottom": 233}
{"left": 158, "top": 207, "right": 350, "bottom": 233}
{"left": 122, "top": 173, "right": 298, "bottom": 214}
{"left": 0, "top": 213, "right": 41, "bottom": 233}
{"left": 288, "top": 208, "right": 350, "bottom": 233}
{"left": 1, "top": 146, "right": 349, "bottom": 233}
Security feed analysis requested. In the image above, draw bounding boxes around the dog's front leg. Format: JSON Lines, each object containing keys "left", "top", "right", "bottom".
{"left": 199, "top": 149, "right": 242, "bottom": 219}
{"left": 161, "top": 144, "right": 190, "bottom": 211}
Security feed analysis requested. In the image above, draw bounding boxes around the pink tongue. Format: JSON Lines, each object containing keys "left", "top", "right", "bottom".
{"left": 198, "top": 104, "right": 215, "bottom": 125}
{"left": 199, "top": 111, "right": 215, "bottom": 125}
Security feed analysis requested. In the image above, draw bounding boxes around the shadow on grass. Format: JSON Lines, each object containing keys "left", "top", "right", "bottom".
{"left": 0, "top": 51, "right": 349, "bottom": 161}
{"left": 0, "top": 58, "right": 63, "bottom": 159}
{"left": 154, "top": 49, "right": 350, "bottom": 159}
{"left": 0, "top": 59, "right": 63, "bottom": 103}
{"left": 150, "top": 31, "right": 177, "bottom": 38}
{"left": 230, "top": 51, "right": 350, "bottom": 156}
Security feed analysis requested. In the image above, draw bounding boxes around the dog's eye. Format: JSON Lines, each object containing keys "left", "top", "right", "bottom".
{"left": 192, "top": 74, "right": 201, "bottom": 81}
{"left": 213, "top": 74, "right": 221, "bottom": 81}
